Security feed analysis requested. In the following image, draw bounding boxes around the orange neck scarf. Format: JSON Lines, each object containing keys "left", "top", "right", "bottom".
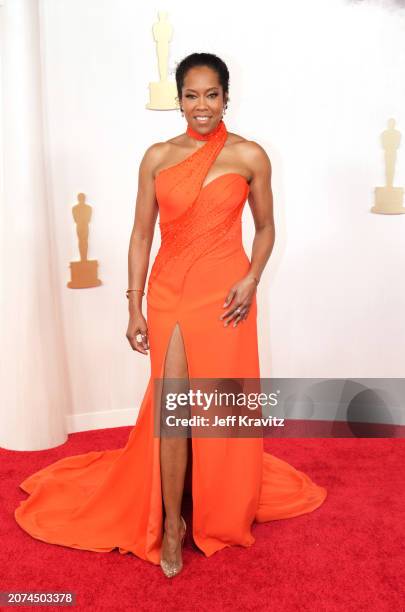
{"left": 186, "top": 119, "right": 226, "bottom": 141}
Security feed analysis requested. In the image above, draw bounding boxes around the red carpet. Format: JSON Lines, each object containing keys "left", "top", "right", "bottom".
{"left": 1, "top": 431, "right": 404, "bottom": 611}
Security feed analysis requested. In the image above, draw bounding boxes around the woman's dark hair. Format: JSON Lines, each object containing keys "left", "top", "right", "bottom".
{"left": 175, "top": 53, "right": 230, "bottom": 105}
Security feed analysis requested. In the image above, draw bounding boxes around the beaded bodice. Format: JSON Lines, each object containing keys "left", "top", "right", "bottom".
{"left": 148, "top": 120, "right": 249, "bottom": 301}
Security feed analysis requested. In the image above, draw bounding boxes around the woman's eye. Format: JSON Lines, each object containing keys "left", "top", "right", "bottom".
{"left": 185, "top": 93, "right": 218, "bottom": 99}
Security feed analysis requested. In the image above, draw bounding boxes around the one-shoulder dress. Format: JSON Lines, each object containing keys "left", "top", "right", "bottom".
{"left": 14, "top": 119, "right": 327, "bottom": 565}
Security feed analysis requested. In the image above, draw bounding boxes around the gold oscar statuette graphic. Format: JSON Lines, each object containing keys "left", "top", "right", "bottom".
{"left": 371, "top": 118, "right": 405, "bottom": 214}
{"left": 146, "top": 11, "right": 179, "bottom": 110}
{"left": 67, "top": 193, "right": 102, "bottom": 288}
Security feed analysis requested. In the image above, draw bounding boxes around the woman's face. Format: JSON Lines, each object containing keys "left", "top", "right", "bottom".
{"left": 180, "top": 65, "right": 227, "bottom": 135}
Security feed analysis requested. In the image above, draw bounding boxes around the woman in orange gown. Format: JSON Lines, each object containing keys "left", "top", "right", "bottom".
{"left": 14, "top": 53, "right": 327, "bottom": 577}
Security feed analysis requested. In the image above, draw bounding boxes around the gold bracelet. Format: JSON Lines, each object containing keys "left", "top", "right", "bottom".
{"left": 126, "top": 288, "right": 145, "bottom": 298}
{"left": 248, "top": 275, "right": 259, "bottom": 286}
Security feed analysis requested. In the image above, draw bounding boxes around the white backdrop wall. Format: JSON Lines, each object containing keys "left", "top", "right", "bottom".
{"left": 1, "top": 0, "right": 404, "bottom": 448}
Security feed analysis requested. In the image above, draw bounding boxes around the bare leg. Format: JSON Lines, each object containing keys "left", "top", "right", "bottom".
{"left": 160, "top": 323, "right": 189, "bottom": 568}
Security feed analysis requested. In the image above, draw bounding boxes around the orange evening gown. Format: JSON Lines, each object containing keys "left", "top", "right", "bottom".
{"left": 14, "top": 119, "right": 327, "bottom": 565}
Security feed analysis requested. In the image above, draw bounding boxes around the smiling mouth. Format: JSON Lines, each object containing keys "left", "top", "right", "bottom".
{"left": 194, "top": 116, "right": 212, "bottom": 123}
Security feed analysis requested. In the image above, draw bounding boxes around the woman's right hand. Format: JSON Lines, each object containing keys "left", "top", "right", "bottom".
{"left": 126, "top": 312, "right": 149, "bottom": 355}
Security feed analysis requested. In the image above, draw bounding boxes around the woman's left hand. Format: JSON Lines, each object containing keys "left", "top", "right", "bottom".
{"left": 220, "top": 275, "right": 258, "bottom": 327}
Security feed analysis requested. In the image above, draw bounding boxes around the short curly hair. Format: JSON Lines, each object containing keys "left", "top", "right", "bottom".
{"left": 175, "top": 52, "right": 230, "bottom": 104}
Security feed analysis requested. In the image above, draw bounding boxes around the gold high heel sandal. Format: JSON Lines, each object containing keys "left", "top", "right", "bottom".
{"left": 160, "top": 515, "right": 187, "bottom": 578}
